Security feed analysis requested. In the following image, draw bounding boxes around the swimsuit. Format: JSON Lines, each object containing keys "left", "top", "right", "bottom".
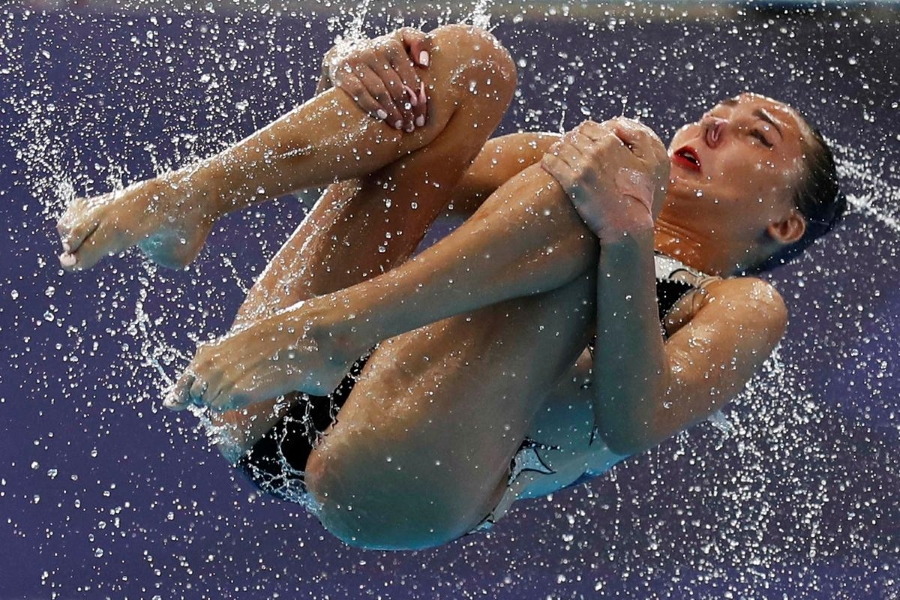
{"left": 236, "top": 253, "right": 713, "bottom": 531}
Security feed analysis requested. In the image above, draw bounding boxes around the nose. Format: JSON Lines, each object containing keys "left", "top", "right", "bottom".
{"left": 704, "top": 117, "right": 726, "bottom": 148}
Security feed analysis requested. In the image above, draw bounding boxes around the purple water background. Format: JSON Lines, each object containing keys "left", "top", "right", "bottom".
{"left": 1, "top": 5, "right": 899, "bottom": 599}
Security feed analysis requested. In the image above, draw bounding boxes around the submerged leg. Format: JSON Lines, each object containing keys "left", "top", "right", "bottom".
{"left": 56, "top": 25, "right": 515, "bottom": 271}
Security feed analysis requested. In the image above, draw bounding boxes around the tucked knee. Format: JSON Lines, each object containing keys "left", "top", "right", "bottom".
{"left": 429, "top": 24, "right": 517, "bottom": 113}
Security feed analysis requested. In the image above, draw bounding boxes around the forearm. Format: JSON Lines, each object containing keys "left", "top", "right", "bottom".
{"left": 592, "top": 231, "right": 669, "bottom": 455}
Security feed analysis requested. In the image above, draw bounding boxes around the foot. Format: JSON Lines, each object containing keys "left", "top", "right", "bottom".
{"left": 164, "top": 303, "right": 367, "bottom": 412}
{"left": 56, "top": 169, "right": 220, "bottom": 271}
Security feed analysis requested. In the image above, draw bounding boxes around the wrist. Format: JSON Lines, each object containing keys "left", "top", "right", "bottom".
{"left": 598, "top": 222, "right": 655, "bottom": 248}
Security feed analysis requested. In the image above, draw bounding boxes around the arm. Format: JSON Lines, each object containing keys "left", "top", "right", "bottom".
{"left": 591, "top": 238, "right": 787, "bottom": 455}
{"left": 540, "top": 118, "right": 786, "bottom": 456}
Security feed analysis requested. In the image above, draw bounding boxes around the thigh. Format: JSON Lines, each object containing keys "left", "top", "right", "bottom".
{"left": 217, "top": 95, "right": 506, "bottom": 454}
{"left": 234, "top": 110, "right": 507, "bottom": 326}
{"left": 305, "top": 272, "right": 596, "bottom": 549}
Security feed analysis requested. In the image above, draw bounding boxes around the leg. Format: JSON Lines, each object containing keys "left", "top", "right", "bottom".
{"left": 176, "top": 161, "right": 600, "bottom": 413}
{"left": 56, "top": 25, "right": 515, "bottom": 271}
{"left": 305, "top": 271, "right": 597, "bottom": 549}
{"left": 211, "top": 26, "right": 517, "bottom": 458}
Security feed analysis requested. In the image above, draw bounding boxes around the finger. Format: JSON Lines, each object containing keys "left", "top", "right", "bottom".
{"left": 413, "top": 80, "right": 428, "bottom": 128}
{"left": 336, "top": 74, "right": 388, "bottom": 121}
{"left": 390, "top": 49, "right": 421, "bottom": 91}
{"left": 550, "top": 136, "right": 590, "bottom": 170}
{"left": 390, "top": 55, "right": 422, "bottom": 130}
{"left": 367, "top": 52, "right": 407, "bottom": 101}
{"left": 572, "top": 120, "right": 612, "bottom": 143}
{"left": 613, "top": 122, "right": 645, "bottom": 156}
{"left": 399, "top": 27, "right": 430, "bottom": 67}
{"left": 399, "top": 85, "right": 421, "bottom": 132}
{"left": 567, "top": 131, "right": 600, "bottom": 156}
{"left": 360, "top": 65, "right": 404, "bottom": 129}
{"left": 613, "top": 120, "right": 662, "bottom": 157}
{"left": 541, "top": 153, "right": 580, "bottom": 190}
{"left": 374, "top": 63, "right": 416, "bottom": 130}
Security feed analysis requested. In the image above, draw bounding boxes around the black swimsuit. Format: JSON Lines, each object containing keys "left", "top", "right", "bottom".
{"left": 237, "top": 252, "right": 711, "bottom": 510}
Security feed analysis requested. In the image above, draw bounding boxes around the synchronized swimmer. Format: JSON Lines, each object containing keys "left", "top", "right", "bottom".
{"left": 57, "top": 25, "right": 843, "bottom": 550}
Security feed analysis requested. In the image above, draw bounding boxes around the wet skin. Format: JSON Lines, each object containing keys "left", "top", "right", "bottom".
{"left": 54, "top": 89, "right": 811, "bottom": 424}
{"left": 55, "top": 31, "right": 810, "bottom": 545}
{"left": 164, "top": 94, "right": 811, "bottom": 416}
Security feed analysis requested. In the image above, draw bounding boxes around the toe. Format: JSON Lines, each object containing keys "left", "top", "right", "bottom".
{"left": 68, "top": 218, "right": 132, "bottom": 271}
{"left": 189, "top": 376, "right": 208, "bottom": 403}
{"left": 164, "top": 371, "right": 195, "bottom": 411}
{"left": 57, "top": 196, "right": 100, "bottom": 254}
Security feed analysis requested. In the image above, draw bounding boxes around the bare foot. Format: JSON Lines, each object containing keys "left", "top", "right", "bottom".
{"left": 56, "top": 168, "right": 220, "bottom": 271}
{"left": 164, "top": 303, "right": 367, "bottom": 412}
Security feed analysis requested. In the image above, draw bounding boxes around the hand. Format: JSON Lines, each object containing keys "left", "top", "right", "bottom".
{"left": 324, "top": 28, "right": 430, "bottom": 132}
{"left": 541, "top": 118, "right": 670, "bottom": 243}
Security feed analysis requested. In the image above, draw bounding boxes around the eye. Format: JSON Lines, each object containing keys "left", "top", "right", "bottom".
{"left": 752, "top": 130, "right": 774, "bottom": 148}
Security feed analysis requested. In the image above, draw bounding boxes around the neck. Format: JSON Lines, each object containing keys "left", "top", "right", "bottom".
{"left": 653, "top": 216, "right": 748, "bottom": 277}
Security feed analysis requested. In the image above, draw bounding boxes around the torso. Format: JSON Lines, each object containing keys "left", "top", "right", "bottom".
{"left": 512, "top": 253, "right": 719, "bottom": 500}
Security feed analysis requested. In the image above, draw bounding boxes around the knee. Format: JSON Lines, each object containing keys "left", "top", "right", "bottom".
{"left": 304, "top": 436, "right": 487, "bottom": 550}
{"left": 428, "top": 24, "right": 517, "bottom": 113}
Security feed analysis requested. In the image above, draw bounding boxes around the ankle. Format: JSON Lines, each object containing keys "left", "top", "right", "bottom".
{"left": 166, "top": 161, "right": 227, "bottom": 219}
{"left": 296, "top": 297, "right": 375, "bottom": 362}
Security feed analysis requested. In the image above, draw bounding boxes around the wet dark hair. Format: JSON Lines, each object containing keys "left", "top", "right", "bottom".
{"left": 751, "top": 124, "right": 846, "bottom": 273}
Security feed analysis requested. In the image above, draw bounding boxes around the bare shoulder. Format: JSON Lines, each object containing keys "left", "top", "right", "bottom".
{"left": 693, "top": 276, "right": 788, "bottom": 342}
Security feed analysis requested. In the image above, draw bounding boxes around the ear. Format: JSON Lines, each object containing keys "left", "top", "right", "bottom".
{"left": 766, "top": 209, "right": 806, "bottom": 245}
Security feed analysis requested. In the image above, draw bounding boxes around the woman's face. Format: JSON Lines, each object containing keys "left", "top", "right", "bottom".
{"left": 666, "top": 93, "right": 811, "bottom": 231}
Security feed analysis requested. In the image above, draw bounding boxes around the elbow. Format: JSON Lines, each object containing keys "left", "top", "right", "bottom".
{"left": 593, "top": 409, "right": 659, "bottom": 457}
{"left": 594, "top": 378, "right": 672, "bottom": 457}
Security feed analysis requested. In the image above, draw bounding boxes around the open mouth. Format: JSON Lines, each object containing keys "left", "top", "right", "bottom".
{"left": 672, "top": 146, "right": 702, "bottom": 172}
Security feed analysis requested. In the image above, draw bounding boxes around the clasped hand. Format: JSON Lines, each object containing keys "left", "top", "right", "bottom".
{"left": 323, "top": 28, "right": 431, "bottom": 131}
{"left": 541, "top": 118, "right": 670, "bottom": 243}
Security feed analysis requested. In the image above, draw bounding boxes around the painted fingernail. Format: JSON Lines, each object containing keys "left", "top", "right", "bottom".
{"left": 405, "top": 122, "right": 415, "bottom": 133}
{"left": 404, "top": 85, "right": 418, "bottom": 107}
{"left": 418, "top": 81, "right": 427, "bottom": 105}
{"left": 59, "top": 253, "right": 77, "bottom": 268}
{"left": 62, "top": 241, "right": 71, "bottom": 253}
{"left": 376, "top": 109, "right": 388, "bottom": 120}
{"left": 394, "top": 120, "right": 403, "bottom": 130}
{"left": 416, "top": 115, "right": 425, "bottom": 127}
{"left": 419, "top": 51, "right": 429, "bottom": 67}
